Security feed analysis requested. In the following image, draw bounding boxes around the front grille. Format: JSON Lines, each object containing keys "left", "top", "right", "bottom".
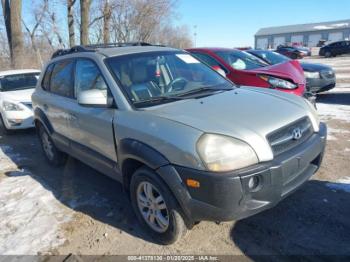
{"left": 321, "top": 69, "right": 335, "bottom": 79}
{"left": 267, "top": 117, "right": 314, "bottom": 156}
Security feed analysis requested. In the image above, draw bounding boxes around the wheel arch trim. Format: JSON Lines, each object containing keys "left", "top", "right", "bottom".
{"left": 34, "top": 108, "right": 54, "bottom": 134}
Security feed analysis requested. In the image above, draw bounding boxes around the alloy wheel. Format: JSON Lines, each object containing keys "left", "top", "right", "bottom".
{"left": 41, "top": 132, "right": 54, "bottom": 160}
{"left": 136, "top": 181, "right": 169, "bottom": 233}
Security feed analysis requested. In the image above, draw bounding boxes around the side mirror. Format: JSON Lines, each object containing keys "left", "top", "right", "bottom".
{"left": 212, "top": 66, "right": 226, "bottom": 77}
{"left": 77, "top": 89, "right": 113, "bottom": 108}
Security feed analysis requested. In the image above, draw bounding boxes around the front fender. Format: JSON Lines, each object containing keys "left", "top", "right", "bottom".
{"left": 118, "top": 138, "right": 169, "bottom": 171}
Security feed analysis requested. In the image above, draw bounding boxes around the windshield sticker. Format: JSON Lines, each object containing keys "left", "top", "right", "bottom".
{"left": 176, "top": 54, "right": 200, "bottom": 64}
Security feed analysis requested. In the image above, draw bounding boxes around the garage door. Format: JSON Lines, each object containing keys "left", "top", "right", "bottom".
{"left": 273, "top": 36, "right": 285, "bottom": 49}
{"left": 256, "top": 38, "right": 268, "bottom": 49}
{"left": 308, "top": 34, "right": 322, "bottom": 47}
{"left": 328, "top": 32, "right": 343, "bottom": 43}
{"left": 291, "top": 35, "right": 304, "bottom": 45}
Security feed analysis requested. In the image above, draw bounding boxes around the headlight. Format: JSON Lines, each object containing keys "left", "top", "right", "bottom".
{"left": 304, "top": 71, "right": 320, "bottom": 79}
{"left": 197, "top": 134, "right": 258, "bottom": 172}
{"left": 3, "top": 101, "right": 24, "bottom": 111}
{"left": 259, "top": 75, "right": 297, "bottom": 89}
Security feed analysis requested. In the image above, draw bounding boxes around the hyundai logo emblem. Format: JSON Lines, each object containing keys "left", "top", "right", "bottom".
{"left": 292, "top": 128, "right": 302, "bottom": 140}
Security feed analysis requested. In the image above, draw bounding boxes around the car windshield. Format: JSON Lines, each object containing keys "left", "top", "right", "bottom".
{"left": 106, "top": 51, "right": 233, "bottom": 107}
{"left": 214, "top": 50, "right": 269, "bottom": 70}
{"left": 0, "top": 73, "right": 39, "bottom": 92}
{"left": 251, "top": 51, "right": 290, "bottom": 65}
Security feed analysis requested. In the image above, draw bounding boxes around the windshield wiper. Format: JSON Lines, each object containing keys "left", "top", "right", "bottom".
{"left": 175, "top": 86, "right": 232, "bottom": 98}
{"left": 133, "top": 95, "right": 186, "bottom": 106}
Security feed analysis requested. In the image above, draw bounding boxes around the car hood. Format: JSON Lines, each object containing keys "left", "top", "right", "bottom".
{"left": 0, "top": 88, "right": 34, "bottom": 103}
{"left": 300, "top": 62, "right": 331, "bottom": 72}
{"left": 148, "top": 87, "right": 313, "bottom": 162}
{"left": 246, "top": 60, "right": 305, "bottom": 85}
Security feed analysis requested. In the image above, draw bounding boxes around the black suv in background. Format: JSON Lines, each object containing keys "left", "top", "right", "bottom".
{"left": 319, "top": 41, "right": 350, "bottom": 57}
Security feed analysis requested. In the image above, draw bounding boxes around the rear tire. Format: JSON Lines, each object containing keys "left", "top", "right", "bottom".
{"left": 38, "top": 125, "right": 67, "bottom": 166}
{"left": 130, "top": 166, "right": 188, "bottom": 245}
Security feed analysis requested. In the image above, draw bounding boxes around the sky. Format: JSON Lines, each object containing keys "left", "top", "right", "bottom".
{"left": 3, "top": 0, "right": 350, "bottom": 48}
{"left": 176, "top": 0, "right": 350, "bottom": 48}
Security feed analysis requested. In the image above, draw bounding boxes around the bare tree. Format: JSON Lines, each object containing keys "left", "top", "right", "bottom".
{"left": 67, "top": 0, "right": 76, "bottom": 47}
{"left": 80, "top": 0, "right": 91, "bottom": 45}
{"left": 2, "top": 0, "right": 24, "bottom": 68}
{"left": 1, "top": 0, "right": 11, "bottom": 52}
{"left": 108, "top": 0, "right": 182, "bottom": 44}
{"left": 102, "top": 0, "right": 111, "bottom": 43}
{"left": 132, "top": 0, "right": 173, "bottom": 42}
{"left": 22, "top": 0, "right": 49, "bottom": 66}
{"left": 156, "top": 24, "right": 193, "bottom": 49}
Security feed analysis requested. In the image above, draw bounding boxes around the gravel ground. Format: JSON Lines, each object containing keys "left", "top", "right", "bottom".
{"left": 0, "top": 56, "right": 349, "bottom": 257}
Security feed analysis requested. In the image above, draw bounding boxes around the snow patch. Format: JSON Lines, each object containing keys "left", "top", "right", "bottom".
{"left": 326, "top": 177, "right": 350, "bottom": 193}
{"left": 0, "top": 145, "right": 72, "bottom": 254}
{"left": 327, "top": 134, "right": 337, "bottom": 141}
{"left": 0, "top": 171, "right": 72, "bottom": 254}
{"left": 334, "top": 73, "right": 350, "bottom": 79}
{"left": 328, "top": 127, "right": 350, "bottom": 135}
{"left": 314, "top": 23, "right": 349, "bottom": 30}
{"left": 330, "top": 88, "right": 350, "bottom": 93}
{"left": 317, "top": 103, "right": 350, "bottom": 122}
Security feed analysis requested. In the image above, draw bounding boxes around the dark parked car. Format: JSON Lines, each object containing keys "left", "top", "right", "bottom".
{"left": 319, "top": 40, "right": 350, "bottom": 57}
{"left": 276, "top": 45, "right": 310, "bottom": 59}
{"left": 247, "top": 50, "right": 336, "bottom": 93}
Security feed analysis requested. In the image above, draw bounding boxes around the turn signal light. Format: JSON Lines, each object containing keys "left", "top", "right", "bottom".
{"left": 186, "top": 179, "right": 200, "bottom": 188}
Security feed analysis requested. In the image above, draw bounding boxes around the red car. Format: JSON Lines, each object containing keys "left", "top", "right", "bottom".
{"left": 186, "top": 48, "right": 306, "bottom": 96}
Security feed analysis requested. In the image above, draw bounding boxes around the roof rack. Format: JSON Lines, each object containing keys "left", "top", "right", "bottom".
{"left": 51, "top": 42, "right": 164, "bottom": 59}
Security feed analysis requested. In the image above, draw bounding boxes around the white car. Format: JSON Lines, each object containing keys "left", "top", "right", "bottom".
{"left": 0, "top": 69, "right": 40, "bottom": 133}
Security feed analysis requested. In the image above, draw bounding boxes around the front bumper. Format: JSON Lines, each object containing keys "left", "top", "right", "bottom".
{"left": 157, "top": 123, "right": 327, "bottom": 223}
{"left": 306, "top": 77, "right": 336, "bottom": 93}
{"left": 1, "top": 111, "right": 34, "bottom": 129}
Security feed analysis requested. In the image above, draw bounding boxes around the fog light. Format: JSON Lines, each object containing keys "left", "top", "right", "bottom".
{"left": 248, "top": 176, "right": 260, "bottom": 191}
{"left": 8, "top": 119, "right": 22, "bottom": 126}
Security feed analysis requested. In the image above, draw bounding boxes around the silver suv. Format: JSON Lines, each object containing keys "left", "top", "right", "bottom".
{"left": 32, "top": 43, "right": 327, "bottom": 244}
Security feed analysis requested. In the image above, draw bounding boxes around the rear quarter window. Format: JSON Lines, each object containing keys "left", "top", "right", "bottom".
{"left": 41, "top": 64, "right": 54, "bottom": 91}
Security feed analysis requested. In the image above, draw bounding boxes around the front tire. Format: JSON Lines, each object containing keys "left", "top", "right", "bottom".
{"left": 38, "top": 125, "right": 67, "bottom": 166}
{"left": 130, "top": 166, "right": 188, "bottom": 245}
{"left": 0, "top": 114, "right": 12, "bottom": 135}
{"left": 325, "top": 51, "right": 332, "bottom": 58}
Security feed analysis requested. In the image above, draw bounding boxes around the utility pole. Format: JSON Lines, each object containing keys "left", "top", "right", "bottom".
{"left": 193, "top": 25, "right": 197, "bottom": 47}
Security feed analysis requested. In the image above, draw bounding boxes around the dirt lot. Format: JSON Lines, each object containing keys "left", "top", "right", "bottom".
{"left": 0, "top": 56, "right": 350, "bottom": 257}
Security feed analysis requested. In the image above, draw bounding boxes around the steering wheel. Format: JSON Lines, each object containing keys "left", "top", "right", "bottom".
{"left": 165, "top": 77, "right": 188, "bottom": 93}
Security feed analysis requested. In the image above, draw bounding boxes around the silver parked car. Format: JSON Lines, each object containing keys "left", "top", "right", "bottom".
{"left": 32, "top": 43, "right": 327, "bottom": 244}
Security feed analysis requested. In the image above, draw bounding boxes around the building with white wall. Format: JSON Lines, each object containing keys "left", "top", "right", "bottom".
{"left": 255, "top": 19, "right": 350, "bottom": 49}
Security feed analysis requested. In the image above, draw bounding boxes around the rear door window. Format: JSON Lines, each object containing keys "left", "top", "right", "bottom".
{"left": 50, "top": 60, "right": 75, "bottom": 98}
